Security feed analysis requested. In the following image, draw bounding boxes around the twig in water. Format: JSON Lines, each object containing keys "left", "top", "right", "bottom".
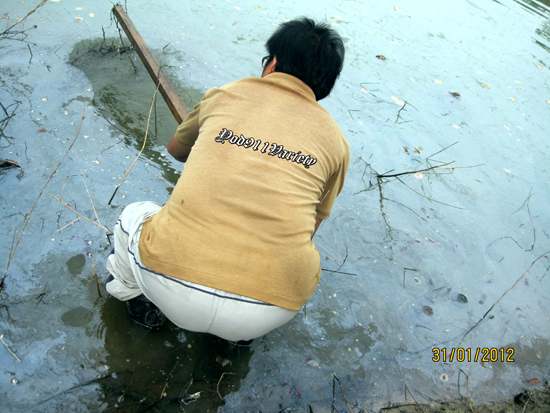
{"left": 54, "top": 217, "right": 82, "bottom": 233}
{"left": 115, "top": 16, "right": 137, "bottom": 72}
{"left": 27, "top": 44, "right": 33, "bottom": 66}
{"left": 395, "top": 101, "right": 407, "bottom": 123}
{"left": 159, "top": 359, "right": 180, "bottom": 400}
{"left": 332, "top": 374, "right": 354, "bottom": 413}
{"left": 0, "top": 0, "right": 48, "bottom": 39}
{"left": 73, "top": 149, "right": 103, "bottom": 227}
{"left": 59, "top": 175, "right": 69, "bottom": 200}
{"left": 94, "top": 260, "right": 101, "bottom": 298}
{"left": 348, "top": 109, "right": 359, "bottom": 120}
{"left": 321, "top": 268, "right": 356, "bottom": 276}
{"left": 0, "top": 290, "right": 51, "bottom": 303}
{"left": 39, "top": 372, "right": 119, "bottom": 404}
{"left": 404, "top": 383, "right": 425, "bottom": 413}
{"left": 458, "top": 249, "right": 550, "bottom": 347}
{"left": 0, "top": 333, "right": 21, "bottom": 362}
{"left": 377, "top": 161, "right": 455, "bottom": 179}
{"left": 216, "top": 372, "right": 235, "bottom": 400}
{"left": 485, "top": 189, "right": 537, "bottom": 254}
{"left": 458, "top": 369, "right": 475, "bottom": 412}
{"left": 37, "top": 282, "right": 48, "bottom": 304}
{"left": 403, "top": 267, "right": 420, "bottom": 289}
{"left": 395, "top": 175, "right": 465, "bottom": 209}
{"left": 426, "top": 141, "right": 458, "bottom": 164}
{"left": 38, "top": 188, "right": 111, "bottom": 233}
{"left": 108, "top": 83, "right": 161, "bottom": 205}
{"left": 152, "top": 171, "right": 175, "bottom": 188}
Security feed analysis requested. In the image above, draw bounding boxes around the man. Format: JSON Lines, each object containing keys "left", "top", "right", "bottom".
{"left": 106, "top": 18, "right": 349, "bottom": 342}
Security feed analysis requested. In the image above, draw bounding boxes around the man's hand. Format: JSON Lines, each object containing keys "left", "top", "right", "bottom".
{"left": 167, "top": 135, "right": 192, "bottom": 162}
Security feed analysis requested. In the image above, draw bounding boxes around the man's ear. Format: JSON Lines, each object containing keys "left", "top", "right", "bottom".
{"left": 261, "top": 56, "right": 277, "bottom": 77}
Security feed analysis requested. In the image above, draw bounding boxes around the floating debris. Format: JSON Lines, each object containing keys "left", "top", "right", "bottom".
{"left": 449, "top": 91, "right": 461, "bottom": 99}
{"left": 423, "top": 305, "right": 434, "bottom": 316}
{"left": 376, "top": 55, "right": 386, "bottom": 60}
{"left": 454, "top": 293, "right": 468, "bottom": 303}
{"left": 179, "top": 378, "right": 201, "bottom": 405}
{"left": 216, "top": 356, "right": 231, "bottom": 367}
{"left": 0, "top": 159, "right": 24, "bottom": 175}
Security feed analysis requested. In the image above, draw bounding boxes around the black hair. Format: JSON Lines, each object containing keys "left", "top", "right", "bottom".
{"left": 265, "top": 17, "right": 345, "bottom": 100}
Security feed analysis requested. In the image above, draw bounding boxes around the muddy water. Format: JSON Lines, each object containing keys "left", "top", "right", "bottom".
{"left": 1, "top": 0, "right": 550, "bottom": 411}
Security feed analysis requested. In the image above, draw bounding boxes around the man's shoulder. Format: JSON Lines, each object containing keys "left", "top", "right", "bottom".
{"left": 219, "top": 76, "right": 262, "bottom": 90}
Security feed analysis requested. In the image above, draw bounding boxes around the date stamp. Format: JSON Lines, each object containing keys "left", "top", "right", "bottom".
{"left": 432, "top": 347, "right": 515, "bottom": 362}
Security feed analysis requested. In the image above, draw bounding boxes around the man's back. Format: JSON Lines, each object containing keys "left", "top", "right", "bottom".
{"left": 139, "top": 72, "right": 349, "bottom": 310}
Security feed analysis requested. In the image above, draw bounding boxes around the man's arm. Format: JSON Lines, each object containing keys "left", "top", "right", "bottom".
{"left": 312, "top": 217, "right": 322, "bottom": 239}
{"left": 167, "top": 135, "right": 192, "bottom": 162}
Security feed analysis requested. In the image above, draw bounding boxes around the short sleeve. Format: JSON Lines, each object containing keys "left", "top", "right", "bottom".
{"left": 315, "top": 141, "right": 350, "bottom": 220}
{"left": 173, "top": 101, "right": 201, "bottom": 147}
{"left": 173, "top": 88, "right": 219, "bottom": 147}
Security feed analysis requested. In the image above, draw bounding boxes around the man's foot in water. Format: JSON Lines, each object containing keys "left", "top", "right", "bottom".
{"left": 126, "top": 294, "right": 166, "bottom": 330}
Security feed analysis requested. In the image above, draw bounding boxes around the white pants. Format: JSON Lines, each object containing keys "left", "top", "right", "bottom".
{"left": 105, "top": 201, "right": 297, "bottom": 341}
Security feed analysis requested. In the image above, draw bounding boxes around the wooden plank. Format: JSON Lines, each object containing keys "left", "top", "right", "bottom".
{"left": 112, "top": 4, "right": 189, "bottom": 124}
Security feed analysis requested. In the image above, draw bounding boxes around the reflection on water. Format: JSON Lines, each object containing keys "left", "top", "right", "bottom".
{"left": 536, "top": 20, "right": 550, "bottom": 52}
{"left": 68, "top": 38, "right": 203, "bottom": 186}
{"left": 513, "top": 0, "right": 550, "bottom": 17}
{"left": 510, "top": 0, "right": 550, "bottom": 54}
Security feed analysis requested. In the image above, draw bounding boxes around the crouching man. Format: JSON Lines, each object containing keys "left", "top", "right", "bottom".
{"left": 106, "top": 18, "right": 349, "bottom": 342}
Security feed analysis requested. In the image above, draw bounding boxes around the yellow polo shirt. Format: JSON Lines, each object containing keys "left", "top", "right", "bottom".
{"left": 139, "top": 73, "right": 349, "bottom": 310}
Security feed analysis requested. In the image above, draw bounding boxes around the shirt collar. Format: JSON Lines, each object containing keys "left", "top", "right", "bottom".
{"left": 263, "top": 72, "right": 316, "bottom": 102}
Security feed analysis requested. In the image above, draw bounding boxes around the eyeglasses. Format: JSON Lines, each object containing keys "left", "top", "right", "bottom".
{"left": 261, "top": 55, "right": 271, "bottom": 68}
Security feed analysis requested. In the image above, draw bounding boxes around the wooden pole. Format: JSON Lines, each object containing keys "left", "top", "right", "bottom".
{"left": 112, "top": 4, "right": 189, "bottom": 124}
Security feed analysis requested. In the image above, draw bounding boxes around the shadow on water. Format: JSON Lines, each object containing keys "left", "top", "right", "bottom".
{"left": 91, "top": 298, "right": 254, "bottom": 412}
{"left": 68, "top": 37, "right": 203, "bottom": 186}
